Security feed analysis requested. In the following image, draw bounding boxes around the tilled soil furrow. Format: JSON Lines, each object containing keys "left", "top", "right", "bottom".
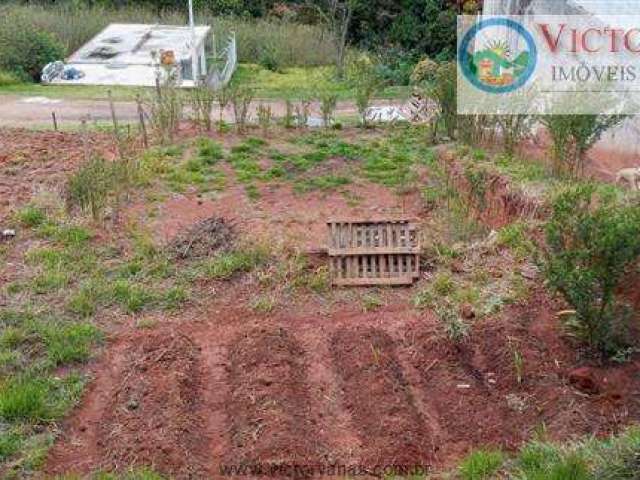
{"left": 329, "top": 327, "right": 434, "bottom": 471}
{"left": 224, "top": 325, "right": 328, "bottom": 477}
{"left": 295, "top": 326, "right": 364, "bottom": 468}
{"left": 96, "top": 330, "right": 209, "bottom": 479}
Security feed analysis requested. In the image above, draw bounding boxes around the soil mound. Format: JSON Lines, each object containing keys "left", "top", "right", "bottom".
{"left": 97, "top": 331, "right": 207, "bottom": 479}
{"left": 225, "top": 326, "right": 327, "bottom": 476}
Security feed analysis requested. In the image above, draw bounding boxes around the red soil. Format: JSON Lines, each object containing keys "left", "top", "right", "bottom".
{"left": 0, "top": 129, "right": 116, "bottom": 220}
{"left": 2, "top": 126, "right": 635, "bottom": 478}
{"left": 225, "top": 326, "right": 328, "bottom": 476}
{"left": 146, "top": 181, "right": 423, "bottom": 251}
{"left": 44, "top": 287, "right": 640, "bottom": 479}
{"left": 329, "top": 327, "right": 434, "bottom": 468}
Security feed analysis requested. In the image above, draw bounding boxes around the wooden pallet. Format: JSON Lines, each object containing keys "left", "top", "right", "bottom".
{"left": 327, "top": 217, "right": 421, "bottom": 286}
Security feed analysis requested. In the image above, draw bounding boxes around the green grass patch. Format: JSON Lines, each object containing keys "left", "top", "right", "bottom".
{"left": 459, "top": 449, "right": 504, "bottom": 480}
{"left": 293, "top": 174, "right": 351, "bottom": 193}
{"left": 496, "top": 221, "right": 537, "bottom": 260}
{"left": 200, "top": 247, "right": 269, "bottom": 280}
{"left": 0, "top": 374, "right": 84, "bottom": 422}
{"left": 16, "top": 206, "right": 46, "bottom": 228}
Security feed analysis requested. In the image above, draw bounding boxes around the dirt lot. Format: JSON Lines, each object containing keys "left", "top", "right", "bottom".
{"left": 1, "top": 127, "right": 639, "bottom": 479}
{"left": 43, "top": 290, "right": 640, "bottom": 478}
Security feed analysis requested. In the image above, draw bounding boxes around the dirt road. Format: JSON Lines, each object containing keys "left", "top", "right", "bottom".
{"left": 0, "top": 94, "right": 401, "bottom": 128}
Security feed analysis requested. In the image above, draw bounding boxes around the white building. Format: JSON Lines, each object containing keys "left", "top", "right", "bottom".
{"left": 44, "top": 23, "right": 212, "bottom": 88}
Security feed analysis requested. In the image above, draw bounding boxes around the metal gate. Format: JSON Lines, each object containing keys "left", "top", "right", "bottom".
{"left": 327, "top": 217, "right": 421, "bottom": 286}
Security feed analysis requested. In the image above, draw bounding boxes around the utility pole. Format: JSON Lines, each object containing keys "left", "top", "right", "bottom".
{"left": 189, "top": 0, "right": 199, "bottom": 83}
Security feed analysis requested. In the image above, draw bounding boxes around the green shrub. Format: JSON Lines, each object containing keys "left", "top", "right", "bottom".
{"left": 0, "top": 69, "right": 20, "bottom": 86}
{"left": 459, "top": 449, "right": 504, "bottom": 480}
{"left": 425, "top": 61, "right": 457, "bottom": 140}
{"left": 0, "top": 11, "right": 64, "bottom": 81}
{"left": 541, "top": 114, "right": 624, "bottom": 177}
{"left": 545, "top": 185, "right": 640, "bottom": 356}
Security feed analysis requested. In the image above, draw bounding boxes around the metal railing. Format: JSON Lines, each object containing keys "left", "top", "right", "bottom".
{"left": 205, "top": 32, "right": 237, "bottom": 90}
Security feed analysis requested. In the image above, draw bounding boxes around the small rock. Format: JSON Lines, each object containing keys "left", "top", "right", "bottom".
{"left": 505, "top": 393, "right": 528, "bottom": 413}
{"left": 1, "top": 229, "right": 16, "bottom": 238}
{"left": 520, "top": 264, "right": 539, "bottom": 280}
{"left": 450, "top": 260, "right": 465, "bottom": 273}
{"left": 460, "top": 303, "right": 476, "bottom": 319}
{"left": 126, "top": 398, "right": 139, "bottom": 410}
{"left": 568, "top": 367, "right": 600, "bottom": 395}
{"left": 456, "top": 384, "right": 471, "bottom": 389}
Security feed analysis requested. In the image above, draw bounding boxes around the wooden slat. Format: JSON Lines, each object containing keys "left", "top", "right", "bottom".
{"left": 333, "top": 276, "right": 415, "bottom": 286}
{"left": 328, "top": 246, "right": 421, "bottom": 256}
{"left": 328, "top": 219, "right": 421, "bottom": 286}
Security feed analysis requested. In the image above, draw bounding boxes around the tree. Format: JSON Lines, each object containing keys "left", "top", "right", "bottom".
{"left": 349, "top": 0, "right": 458, "bottom": 61}
{"left": 313, "top": 0, "right": 358, "bottom": 79}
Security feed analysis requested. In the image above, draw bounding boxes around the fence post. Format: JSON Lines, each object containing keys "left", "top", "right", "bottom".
{"left": 107, "top": 90, "right": 122, "bottom": 159}
{"left": 81, "top": 116, "right": 90, "bottom": 162}
{"left": 136, "top": 94, "right": 149, "bottom": 149}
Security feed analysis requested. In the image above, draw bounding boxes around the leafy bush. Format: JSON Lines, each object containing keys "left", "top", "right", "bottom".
{"left": 0, "top": 69, "right": 20, "bottom": 86}
{"left": 410, "top": 57, "right": 438, "bottom": 85}
{"left": 0, "top": 10, "right": 64, "bottom": 81}
{"left": 545, "top": 184, "right": 640, "bottom": 356}
{"left": 374, "top": 47, "right": 416, "bottom": 85}
{"left": 541, "top": 114, "right": 625, "bottom": 177}
{"left": 347, "top": 53, "right": 383, "bottom": 126}
{"left": 425, "top": 61, "right": 457, "bottom": 140}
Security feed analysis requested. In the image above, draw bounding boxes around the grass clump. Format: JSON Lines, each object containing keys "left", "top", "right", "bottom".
{"left": 39, "top": 322, "right": 101, "bottom": 366}
{"left": 0, "top": 374, "right": 84, "bottom": 423}
{"left": 113, "top": 280, "right": 155, "bottom": 314}
{"left": 196, "top": 138, "right": 224, "bottom": 165}
{"left": 201, "top": 247, "right": 269, "bottom": 280}
{"left": 459, "top": 449, "right": 504, "bottom": 480}
{"left": 16, "top": 206, "right": 46, "bottom": 228}
{"left": 0, "top": 376, "right": 49, "bottom": 422}
{"left": 456, "top": 427, "right": 640, "bottom": 480}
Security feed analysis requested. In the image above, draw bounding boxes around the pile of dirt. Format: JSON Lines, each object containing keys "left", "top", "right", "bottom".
{"left": 97, "top": 331, "right": 208, "bottom": 479}
{"left": 225, "top": 326, "right": 327, "bottom": 474}
{"left": 167, "top": 216, "right": 235, "bottom": 259}
{"left": 330, "top": 327, "right": 434, "bottom": 468}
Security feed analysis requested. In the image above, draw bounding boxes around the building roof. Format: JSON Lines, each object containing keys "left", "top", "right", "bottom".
{"left": 47, "top": 23, "right": 211, "bottom": 87}
{"left": 68, "top": 23, "right": 211, "bottom": 66}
